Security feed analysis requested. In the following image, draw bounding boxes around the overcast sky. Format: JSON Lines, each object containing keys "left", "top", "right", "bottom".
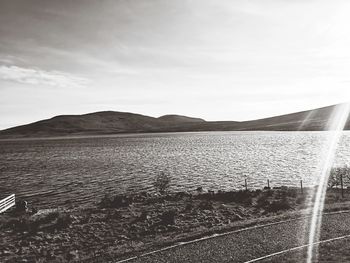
{"left": 1, "top": 0, "right": 350, "bottom": 129}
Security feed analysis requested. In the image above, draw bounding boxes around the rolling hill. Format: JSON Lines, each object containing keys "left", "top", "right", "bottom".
{"left": 0, "top": 104, "right": 349, "bottom": 138}
{"left": 157, "top": 114, "right": 206, "bottom": 123}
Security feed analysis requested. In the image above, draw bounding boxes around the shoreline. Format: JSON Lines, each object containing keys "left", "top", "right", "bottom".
{"left": 1, "top": 130, "right": 349, "bottom": 142}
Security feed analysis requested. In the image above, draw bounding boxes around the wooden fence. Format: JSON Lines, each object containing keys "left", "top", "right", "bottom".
{"left": 0, "top": 194, "right": 15, "bottom": 213}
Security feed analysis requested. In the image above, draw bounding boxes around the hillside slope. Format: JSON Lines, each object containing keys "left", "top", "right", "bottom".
{"left": 0, "top": 111, "right": 161, "bottom": 137}
{"left": 158, "top": 115, "right": 206, "bottom": 123}
{"left": 1, "top": 104, "right": 349, "bottom": 138}
{"left": 240, "top": 104, "right": 346, "bottom": 131}
{"left": 0, "top": 111, "right": 209, "bottom": 138}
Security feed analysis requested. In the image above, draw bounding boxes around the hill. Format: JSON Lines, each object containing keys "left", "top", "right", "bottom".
{"left": 0, "top": 104, "right": 349, "bottom": 138}
{"left": 0, "top": 111, "right": 209, "bottom": 138}
{"left": 240, "top": 104, "right": 349, "bottom": 131}
{"left": 158, "top": 114, "right": 205, "bottom": 123}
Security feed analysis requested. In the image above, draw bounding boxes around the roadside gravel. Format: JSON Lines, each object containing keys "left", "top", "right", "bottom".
{"left": 125, "top": 212, "right": 350, "bottom": 263}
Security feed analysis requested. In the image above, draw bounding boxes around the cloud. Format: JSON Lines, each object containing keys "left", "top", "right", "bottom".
{"left": 0, "top": 65, "right": 89, "bottom": 88}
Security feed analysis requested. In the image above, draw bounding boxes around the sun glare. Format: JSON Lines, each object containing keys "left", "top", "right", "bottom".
{"left": 307, "top": 102, "right": 350, "bottom": 263}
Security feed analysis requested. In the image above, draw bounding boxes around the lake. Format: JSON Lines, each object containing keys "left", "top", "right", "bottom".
{"left": 1, "top": 131, "right": 350, "bottom": 208}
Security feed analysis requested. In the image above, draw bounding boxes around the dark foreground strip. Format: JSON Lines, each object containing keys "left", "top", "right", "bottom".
{"left": 244, "top": 234, "right": 350, "bottom": 263}
{"left": 115, "top": 210, "right": 350, "bottom": 263}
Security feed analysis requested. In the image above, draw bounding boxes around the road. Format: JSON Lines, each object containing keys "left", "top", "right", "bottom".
{"left": 117, "top": 211, "right": 350, "bottom": 263}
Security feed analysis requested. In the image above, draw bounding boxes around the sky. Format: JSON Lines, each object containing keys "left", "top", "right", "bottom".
{"left": 1, "top": 0, "right": 350, "bottom": 129}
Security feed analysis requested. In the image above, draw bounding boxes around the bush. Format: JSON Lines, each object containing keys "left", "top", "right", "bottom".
{"left": 184, "top": 202, "right": 194, "bottom": 211}
{"left": 256, "top": 195, "right": 270, "bottom": 209}
{"left": 55, "top": 214, "right": 72, "bottom": 230}
{"left": 265, "top": 199, "right": 292, "bottom": 212}
{"left": 296, "top": 195, "right": 307, "bottom": 205}
{"left": 99, "top": 194, "right": 131, "bottom": 208}
{"left": 104, "top": 211, "right": 121, "bottom": 221}
{"left": 212, "top": 190, "right": 252, "bottom": 204}
{"left": 198, "top": 200, "right": 214, "bottom": 210}
{"left": 40, "top": 212, "right": 60, "bottom": 224}
{"left": 15, "top": 200, "right": 28, "bottom": 212}
{"left": 159, "top": 210, "right": 177, "bottom": 225}
{"left": 153, "top": 171, "right": 171, "bottom": 195}
{"left": 328, "top": 166, "right": 350, "bottom": 188}
{"left": 8, "top": 218, "right": 30, "bottom": 232}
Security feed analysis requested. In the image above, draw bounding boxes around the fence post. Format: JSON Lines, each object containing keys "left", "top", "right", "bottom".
{"left": 341, "top": 174, "right": 344, "bottom": 198}
{"left": 267, "top": 179, "right": 270, "bottom": 189}
{"left": 245, "top": 179, "right": 248, "bottom": 191}
{"left": 300, "top": 180, "right": 303, "bottom": 194}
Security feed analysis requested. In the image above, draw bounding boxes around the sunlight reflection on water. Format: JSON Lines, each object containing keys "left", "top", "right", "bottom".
{"left": 1, "top": 131, "right": 350, "bottom": 207}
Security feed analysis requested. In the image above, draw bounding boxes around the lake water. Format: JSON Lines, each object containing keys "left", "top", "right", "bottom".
{"left": 1, "top": 131, "right": 350, "bottom": 208}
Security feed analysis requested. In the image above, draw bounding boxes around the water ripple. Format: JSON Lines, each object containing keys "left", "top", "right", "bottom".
{"left": 1, "top": 131, "right": 350, "bottom": 207}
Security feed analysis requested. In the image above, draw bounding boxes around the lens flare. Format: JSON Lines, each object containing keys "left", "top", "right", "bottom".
{"left": 298, "top": 110, "right": 317, "bottom": 131}
{"left": 307, "top": 103, "right": 350, "bottom": 263}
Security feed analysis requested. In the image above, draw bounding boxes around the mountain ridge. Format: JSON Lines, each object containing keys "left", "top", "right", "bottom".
{"left": 1, "top": 104, "right": 349, "bottom": 138}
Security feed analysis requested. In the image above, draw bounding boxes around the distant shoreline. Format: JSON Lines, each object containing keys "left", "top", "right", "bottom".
{"left": 1, "top": 129, "right": 349, "bottom": 142}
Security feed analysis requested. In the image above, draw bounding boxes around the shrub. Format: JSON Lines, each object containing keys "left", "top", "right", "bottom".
{"left": 55, "top": 214, "right": 72, "bottom": 230}
{"left": 196, "top": 186, "right": 203, "bottom": 193}
{"left": 234, "top": 190, "right": 253, "bottom": 204}
{"left": 328, "top": 166, "right": 350, "bottom": 188}
{"left": 256, "top": 196, "right": 270, "bottom": 209}
{"left": 9, "top": 218, "right": 29, "bottom": 232}
{"left": 296, "top": 195, "right": 307, "bottom": 205}
{"left": 104, "top": 211, "right": 121, "bottom": 221}
{"left": 286, "top": 189, "right": 298, "bottom": 198}
{"left": 153, "top": 171, "right": 171, "bottom": 195}
{"left": 265, "top": 199, "right": 292, "bottom": 212}
{"left": 159, "top": 210, "right": 177, "bottom": 225}
{"left": 184, "top": 202, "right": 193, "bottom": 211}
{"left": 99, "top": 194, "right": 131, "bottom": 208}
{"left": 198, "top": 200, "right": 214, "bottom": 210}
{"left": 99, "top": 194, "right": 112, "bottom": 208}
{"left": 40, "top": 212, "right": 60, "bottom": 224}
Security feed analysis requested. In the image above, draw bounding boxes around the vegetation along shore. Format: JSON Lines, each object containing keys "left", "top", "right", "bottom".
{"left": 1, "top": 177, "right": 350, "bottom": 263}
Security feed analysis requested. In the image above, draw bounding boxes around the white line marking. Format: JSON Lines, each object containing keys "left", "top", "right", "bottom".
{"left": 115, "top": 209, "right": 350, "bottom": 263}
{"left": 244, "top": 234, "right": 350, "bottom": 263}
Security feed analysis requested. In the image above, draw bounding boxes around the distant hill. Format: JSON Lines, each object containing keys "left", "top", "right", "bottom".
{"left": 158, "top": 114, "right": 206, "bottom": 123}
{"left": 0, "top": 111, "right": 156, "bottom": 138}
{"left": 0, "top": 111, "right": 210, "bottom": 138}
{"left": 0, "top": 104, "right": 349, "bottom": 138}
{"left": 239, "top": 104, "right": 350, "bottom": 131}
